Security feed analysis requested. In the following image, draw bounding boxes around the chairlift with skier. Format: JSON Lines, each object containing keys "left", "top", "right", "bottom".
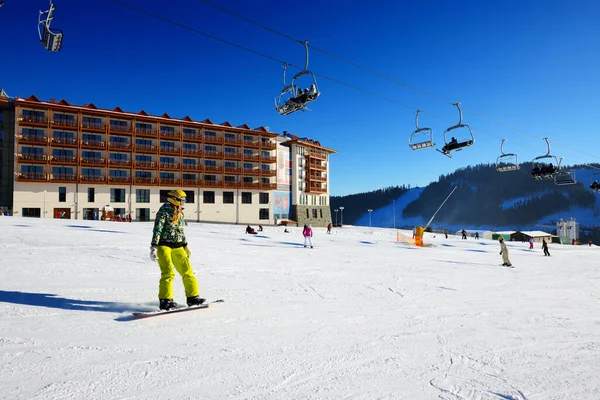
{"left": 38, "top": 1, "right": 63, "bottom": 52}
{"left": 409, "top": 110, "right": 435, "bottom": 150}
{"left": 530, "top": 138, "right": 560, "bottom": 180}
{"left": 495, "top": 139, "right": 520, "bottom": 172}
{"left": 437, "top": 102, "right": 474, "bottom": 158}
{"left": 274, "top": 41, "right": 320, "bottom": 116}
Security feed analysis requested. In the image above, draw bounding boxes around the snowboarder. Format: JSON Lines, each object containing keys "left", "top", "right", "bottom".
{"left": 303, "top": 224, "right": 314, "bottom": 248}
{"left": 149, "top": 190, "right": 204, "bottom": 310}
{"left": 542, "top": 239, "right": 550, "bottom": 256}
{"left": 498, "top": 236, "right": 512, "bottom": 267}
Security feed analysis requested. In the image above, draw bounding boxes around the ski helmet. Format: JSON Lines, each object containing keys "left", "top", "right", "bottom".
{"left": 167, "top": 190, "right": 186, "bottom": 206}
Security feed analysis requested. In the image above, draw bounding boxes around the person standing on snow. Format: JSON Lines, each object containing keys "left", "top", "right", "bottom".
{"left": 498, "top": 236, "right": 512, "bottom": 267}
{"left": 529, "top": 237, "right": 534, "bottom": 249}
{"left": 542, "top": 239, "right": 550, "bottom": 256}
{"left": 303, "top": 224, "right": 314, "bottom": 248}
{"left": 150, "top": 190, "right": 204, "bottom": 310}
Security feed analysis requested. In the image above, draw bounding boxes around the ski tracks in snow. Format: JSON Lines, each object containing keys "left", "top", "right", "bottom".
{"left": 429, "top": 337, "right": 528, "bottom": 400}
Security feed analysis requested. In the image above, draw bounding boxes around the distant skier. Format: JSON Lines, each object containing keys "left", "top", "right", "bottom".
{"left": 150, "top": 190, "right": 204, "bottom": 311}
{"left": 303, "top": 224, "right": 314, "bottom": 248}
{"left": 461, "top": 229, "right": 467, "bottom": 240}
{"left": 529, "top": 237, "right": 534, "bottom": 249}
{"left": 327, "top": 222, "right": 332, "bottom": 234}
{"left": 474, "top": 232, "right": 479, "bottom": 240}
{"left": 542, "top": 239, "right": 550, "bottom": 256}
{"left": 589, "top": 238, "right": 593, "bottom": 247}
{"left": 443, "top": 229, "right": 448, "bottom": 239}
{"left": 498, "top": 237, "right": 512, "bottom": 267}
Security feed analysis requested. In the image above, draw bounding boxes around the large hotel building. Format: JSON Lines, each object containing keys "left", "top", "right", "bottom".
{"left": 0, "top": 91, "right": 336, "bottom": 227}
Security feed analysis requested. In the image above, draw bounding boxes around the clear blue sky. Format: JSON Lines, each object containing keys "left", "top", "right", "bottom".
{"left": 2, "top": 0, "right": 599, "bottom": 195}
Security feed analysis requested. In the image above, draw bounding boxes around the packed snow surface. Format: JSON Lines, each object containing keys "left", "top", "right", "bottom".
{"left": 1, "top": 217, "right": 599, "bottom": 399}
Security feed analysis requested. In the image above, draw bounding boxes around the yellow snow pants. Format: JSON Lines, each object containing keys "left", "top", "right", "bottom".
{"left": 157, "top": 246, "right": 199, "bottom": 300}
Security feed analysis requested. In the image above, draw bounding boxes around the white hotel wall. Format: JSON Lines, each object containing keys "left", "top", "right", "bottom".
{"left": 13, "top": 182, "right": 272, "bottom": 224}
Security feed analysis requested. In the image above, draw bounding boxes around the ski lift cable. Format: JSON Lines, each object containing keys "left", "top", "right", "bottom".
{"left": 196, "top": 0, "right": 600, "bottom": 161}
{"left": 110, "top": 1, "right": 598, "bottom": 167}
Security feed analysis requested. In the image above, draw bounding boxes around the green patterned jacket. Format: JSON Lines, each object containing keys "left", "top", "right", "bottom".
{"left": 150, "top": 202, "right": 187, "bottom": 248}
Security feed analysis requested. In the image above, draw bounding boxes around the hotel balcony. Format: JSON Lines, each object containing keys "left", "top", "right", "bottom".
{"left": 308, "top": 152, "right": 327, "bottom": 161}
{"left": 308, "top": 173, "right": 327, "bottom": 182}
{"left": 182, "top": 133, "right": 202, "bottom": 142}
{"left": 160, "top": 163, "right": 180, "bottom": 170}
{"left": 204, "top": 165, "right": 223, "bottom": 173}
{"left": 135, "top": 160, "right": 157, "bottom": 169}
{"left": 80, "top": 175, "right": 106, "bottom": 183}
{"left": 261, "top": 141, "right": 277, "bottom": 150}
{"left": 307, "top": 185, "right": 327, "bottom": 194}
{"left": 109, "top": 159, "right": 132, "bottom": 167}
{"left": 224, "top": 137, "right": 242, "bottom": 146}
{"left": 260, "top": 182, "right": 277, "bottom": 190}
{"left": 243, "top": 168, "right": 260, "bottom": 176}
{"left": 18, "top": 115, "right": 48, "bottom": 127}
{"left": 50, "top": 174, "right": 77, "bottom": 183}
{"left": 159, "top": 178, "right": 181, "bottom": 186}
{"left": 242, "top": 182, "right": 260, "bottom": 189}
{"left": 159, "top": 147, "right": 180, "bottom": 155}
{"left": 308, "top": 162, "right": 326, "bottom": 171}
{"left": 16, "top": 172, "right": 48, "bottom": 182}
{"left": 135, "top": 144, "right": 157, "bottom": 153}
{"left": 50, "top": 155, "right": 78, "bottom": 165}
{"left": 52, "top": 119, "right": 78, "bottom": 130}
{"left": 51, "top": 137, "right": 78, "bottom": 147}
{"left": 204, "top": 150, "right": 222, "bottom": 159}
{"left": 182, "top": 164, "right": 203, "bottom": 172}
{"left": 135, "top": 128, "right": 157, "bottom": 138}
{"left": 243, "top": 153, "right": 260, "bottom": 161}
{"left": 260, "top": 155, "right": 277, "bottom": 163}
{"left": 224, "top": 166, "right": 241, "bottom": 174}
{"left": 204, "top": 135, "right": 223, "bottom": 145}
{"left": 109, "top": 125, "right": 133, "bottom": 135}
{"left": 243, "top": 139, "right": 260, "bottom": 148}
{"left": 261, "top": 169, "right": 276, "bottom": 177}
{"left": 160, "top": 130, "right": 181, "bottom": 140}
{"left": 80, "top": 123, "right": 106, "bottom": 133}
{"left": 17, "top": 135, "right": 48, "bottom": 145}
{"left": 109, "top": 142, "right": 132, "bottom": 151}
{"left": 134, "top": 177, "right": 158, "bottom": 185}
{"left": 81, "top": 157, "right": 106, "bottom": 166}
{"left": 18, "top": 154, "right": 48, "bottom": 163}
{"left": 224, "top": 181, "right": 242, "bottom": 189}
{"left": 225, "top": 151, "right": 242, "bottom": 160}
{"left": 81, "top": 140, "right": 107, "bottom": 150}
{"left": 182, "top": 179, "right": 202, "bottom": 187}
{"left": 182, "top": 148, "right": 203, "bottom": 157}
{"left": 203, "top": 180, "right": 224, "bottom": 188}
{"left": 108, "top": 176, "right": 132, "bottom": 185}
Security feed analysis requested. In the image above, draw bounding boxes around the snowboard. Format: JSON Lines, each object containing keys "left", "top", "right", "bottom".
{"left": 132, "top": 299, "right": 224, "bottom": 319}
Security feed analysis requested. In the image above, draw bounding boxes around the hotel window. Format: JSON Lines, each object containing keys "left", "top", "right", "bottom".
{"left": 241, "top": 192, "right": 252, "bottom": 204}
{"left": 243, "top": 177, "right": 253, "bottom": 183}
{"left": 261, "top": 151, "right": 271, "bottom": 158}
{"left": 183, "top": 191, "right": 195, "bottom": 204}
{"left": 224, "top": 161, "right": 236, "bottom": 168}
{"left": 160, "top": 126, "right": 175, "bottom": 135}
{"left": 259, "top": 193, "right": 269, "bottom": 204}
{"left": 22, "top": 128, "right": 45, "bottom": 139}
{"left": 23, "top": 109, "right": 45, "bottom": 120}
{"left": 183, "top": 159, "right": 196, "bottom": 167}
{"left": 160, "top": 172, "right": 175, "bottom": 180}
{"left": 204, "top": 160, "right": 216, "bottom": 166}
{"left": 52, "top": 149, "right": 73, "bottom": 158}
{"left": 203, "top": 191, "right": 215, "bottom": 204}
{"left": 224, "top": 147, "right": 237, "bottom": 155}
{"left": 53, "top": 130, "right": 75, "bottom": 141}
{"left": 224, "top": 176, "right": 236, "bottom": 182}
{"left": 259, "top": 209, "right": 269, "bottom": 220}
{"left": 136, "top": 123, "right": 152, "bottom": 133}
{"left": 223, "top": 192, "right": 234, "bottom": 204}
{"left": 160, "top": 157, "right": 175, "bottom": 166}
{"left": 21, "top": 165, "right": 43, "bottom": 174}
{"left": 110, "top": 188, "right": 126, "bottom": 202}
{"left": 243, "top": 149, "right": 253, "bottom": 156}
{"left": 312, "top": 209, "right": 318, "bottom": 218}
{"left": 53, "top": 113, "right": 75, "bottom": 125}
{"left": 204, "top": 175, "right": 216, "bottom": 181}
{"left": 58, "top": 187, "right": 66, "bottom": 202}
{"left": 243, "top": 163, "right": 253, "bottom": 169}
{"left": 110, "top": 136, "right": 128, "bottom": 144}
{"left": 23, "top": 147, "right": 43, "bottom": 156}
{"left": 53, "top": 167, "right": 73, "bottom": 178}
{"left": 183, "top": 173, "right": 197, "bottom": 182}
{"left": 136, "top": 189, "right": 150, "bottom": 203}
{"left": 82, "top": 116, "right": 102, "bottom": 128}
{"left": 136, "top": 154, "right": 152, "bottom": 162}
{"left": 224, "top": 133, "right": 236, "bottom": 140}
{"left": 204, "top": 145, "right": 217, "bottom": 152}
{"left": 82, "top": 168, "right": 102, "bottom": 177}
{"left": 111, "top": 153, "right": 128, "bottom": 161}
{"left": 110, "top": 169, "right": 128, "bottom": 177}
{"left": 83, "top": 134, "right": 102, "bottom": 143}
{"left": 183, "top": 143, "right": 196, "bottom": 151}
{"left": 110, "top": 120, "right": 128, "bottom": 131}
{"left": 183, "top": 128, "right": 196, "bottom": 135}
{"left": 205, "top": 131, "right": 217, "bottom": 139}
{"left": 136, "top": 171, "right": 151, "bottom": 178}
{"left": 136, "top": 138, "right": 152, "bottom": 146}
{"left": 160, "top": 141, "right": 176, "bottom": 150}
{"left": 88, "top": 188, "right": 95, "bottom": 202}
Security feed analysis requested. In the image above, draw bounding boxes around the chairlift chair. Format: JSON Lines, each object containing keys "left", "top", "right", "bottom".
{"left": 531, "top": 138, "right": 560, "bottom": 180}
{"left": 274, "top": 41, "right": 320, "bottom": 116}
{"left": 409, "top": 110, "right": 435, "bottom": 150}
{"left": 437, "top": 103, "right": 474, "bottom": 158}
{"left": 495, "top": 139, "right": 520, "bottom": 172}
{"left": 38, "top": 1, "right": 63, "bottom": 52}
{"left": 553, "top": 158, "right": 576, "bottom": 186}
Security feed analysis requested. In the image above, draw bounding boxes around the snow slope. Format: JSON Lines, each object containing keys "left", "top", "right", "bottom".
{"left": 1, "top": 217, "right": 599, "bottom": 399}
